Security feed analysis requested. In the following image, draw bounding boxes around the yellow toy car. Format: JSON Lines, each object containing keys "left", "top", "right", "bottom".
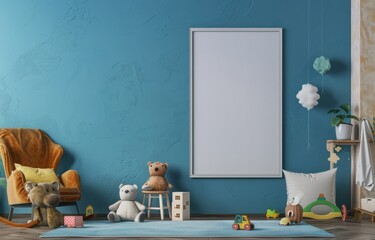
{"left": 232, "top": 215, "right": 255, "bottom": 230}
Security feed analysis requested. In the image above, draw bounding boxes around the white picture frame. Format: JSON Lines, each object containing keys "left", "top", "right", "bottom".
{"left": 190, "top": 28, "right": 283, "bottom": 178}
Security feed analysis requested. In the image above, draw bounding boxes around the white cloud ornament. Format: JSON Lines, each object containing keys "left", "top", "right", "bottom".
{"left": 296, "top": 84, "right": 320, "bottom": 110}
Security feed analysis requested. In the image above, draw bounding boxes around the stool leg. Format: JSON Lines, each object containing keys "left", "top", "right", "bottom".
{"left": 142, "top": 194, "right": 145, "bottom": 206}
{"left": 159, "top": 194, "right": 164, "bottom": 220}
{"left": 147, "top": 194, "right": 152, "bottom": 218}
{"left": 8, "top": 206, "right": 14, "bottom": 221}
{"left": 165, "top": 193, "right": 171, "bottom": 219}
{"left": 75, "top": 202, "right": 80, "bottom": 215}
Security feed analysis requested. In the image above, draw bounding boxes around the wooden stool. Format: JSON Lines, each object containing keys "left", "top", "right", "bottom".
{"left": 142, "top": 191, "right": 171, "bottom": 220}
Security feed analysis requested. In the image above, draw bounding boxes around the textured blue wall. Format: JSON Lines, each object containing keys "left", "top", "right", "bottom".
{"left": 0, "top": 0, "right": 351, "bottom": 214}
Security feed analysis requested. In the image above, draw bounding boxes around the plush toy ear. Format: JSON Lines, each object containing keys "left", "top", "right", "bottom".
{"left": 52, "top": 182, "right": 60, "bottom": 191}
{"left": 25, "top": 181, "right": 38, "bottom": 193}
{"left": 164, "top": 163, "right": 169, "bottom": 168}
{"left": 133, "top": 184, "right": 138, "bottom": 190}
{"left": 119, "top": 183, "right": 124, "bottom": 189}
{"left": 291, "top": 193, "right": 304, "bottom": 205}
{"left": 147, "top": 161, "right": 152, "bottom": 166}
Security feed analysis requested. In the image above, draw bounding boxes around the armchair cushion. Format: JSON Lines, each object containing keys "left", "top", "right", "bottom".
{"left": 7, "top": 169, "right": 28, "bottom": 205}
{"left": 60, "top": 170, "right": 80, "bottom": 189}
{"left": 14, "top": 163, "right": 60, "bottom": 183}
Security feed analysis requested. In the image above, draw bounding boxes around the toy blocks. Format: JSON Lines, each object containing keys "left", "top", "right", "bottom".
{"left": 172, "top": 192, "right": 190, "bottom": 221}
{"left": 64, "top": 216, "right": 84, "bottom": 228}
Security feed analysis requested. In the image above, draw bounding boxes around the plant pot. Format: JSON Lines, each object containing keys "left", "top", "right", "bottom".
{"left": 335, "top": 123, "right": 353, "bottom": 140}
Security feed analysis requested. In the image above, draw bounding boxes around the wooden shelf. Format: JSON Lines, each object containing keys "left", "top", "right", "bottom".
{"left": 326, "top": 140, "right": 360, "bottom": 169}
{"left": 326, "top": 140, "right": 360, "bottom": 145}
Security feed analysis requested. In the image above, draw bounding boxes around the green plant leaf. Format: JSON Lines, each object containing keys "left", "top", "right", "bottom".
{"left": 332, "top": 117, "right": 341, "bottom": 127}
{"left": 347, "top": 115, "right": 360, "bottom": 121}
{"left": 327, "top": 109, "right": 340, "bottom": 114}
{"left": 328, "top": 104, "right": 359, "bottom": 127}
{"left": 339, "top": 104, "right": 350, "bottom": 114}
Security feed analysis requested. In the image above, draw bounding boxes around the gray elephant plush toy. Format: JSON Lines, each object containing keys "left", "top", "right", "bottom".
{"left": 107, "top": 184, "right": 146, "bottom": 222}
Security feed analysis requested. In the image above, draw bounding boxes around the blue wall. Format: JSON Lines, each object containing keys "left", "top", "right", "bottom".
{"left": 0, "top": 0, "right": 351, "bottom": 214}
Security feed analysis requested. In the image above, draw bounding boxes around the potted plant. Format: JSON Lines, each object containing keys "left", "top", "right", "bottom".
{"left": 328, "top": 104, "right": 359, "bottom": 140}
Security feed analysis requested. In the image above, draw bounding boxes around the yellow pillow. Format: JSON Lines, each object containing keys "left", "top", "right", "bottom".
{"left": 14, "top": 163, "right": 60, "bottom": 183}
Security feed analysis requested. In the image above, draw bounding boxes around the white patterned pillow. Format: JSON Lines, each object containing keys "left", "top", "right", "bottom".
{"left": 283, "top": 168, "right": 337, "bottom": 214}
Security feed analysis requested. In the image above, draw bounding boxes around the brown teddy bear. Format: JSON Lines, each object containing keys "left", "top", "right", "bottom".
{"left": 142, "top": 161, "right": 173, "bottom": 191}
{"left": 25, "top": 181, "right": 64, "bottom": 229}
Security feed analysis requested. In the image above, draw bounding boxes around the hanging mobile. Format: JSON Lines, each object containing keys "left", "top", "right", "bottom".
{"left": 295, "top": 0, "right": 320, "bottom": 149}
{"left": 313, "top": 56, "right": 331, "bottom": 75}
{"left": 296, "top": 84, "right": 320, "bottom": 111}
{"left": 313, "top": 0, "right": 331, "bottom": 93}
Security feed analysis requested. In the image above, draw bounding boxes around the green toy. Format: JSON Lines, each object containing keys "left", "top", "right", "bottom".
{"left": 266, "top": 209, "right": 280, "bottom": 219}
{"left": 303, "top": 194, "right": 347, "bottom": 221}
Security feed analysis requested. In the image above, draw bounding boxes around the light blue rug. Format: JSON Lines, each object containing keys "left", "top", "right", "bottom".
{"left": 40, "top": 220, "right": 334, "bottom": 238}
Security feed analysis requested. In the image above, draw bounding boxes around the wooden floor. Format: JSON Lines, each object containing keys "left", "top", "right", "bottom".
{"left": 0, "top": 214, "right": 374, "bottom": 239}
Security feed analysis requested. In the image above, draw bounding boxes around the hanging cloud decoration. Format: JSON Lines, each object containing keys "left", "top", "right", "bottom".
{"left": 296, "top": 83, "right": 320, "bottom": 110}
{"left": 313, "top": 56, "right": 331, "bottom": 75}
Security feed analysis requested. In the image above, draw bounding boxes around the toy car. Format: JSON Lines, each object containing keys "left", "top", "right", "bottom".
{"left": 232, "top": 214, "right": 255, "bottom": 230}
{"left": 266, "top": 209, "right": 280, "bottom": 219}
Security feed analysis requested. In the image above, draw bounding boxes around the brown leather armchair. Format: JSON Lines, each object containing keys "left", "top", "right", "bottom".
{"left": 0, "top": 128, "right": 81, "bottom": 220}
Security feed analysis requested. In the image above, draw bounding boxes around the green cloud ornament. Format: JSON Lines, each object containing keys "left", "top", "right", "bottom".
{"left": 313, "top": 56, "right": 331, "bottom": 75}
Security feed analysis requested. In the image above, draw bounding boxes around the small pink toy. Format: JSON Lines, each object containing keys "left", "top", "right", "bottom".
{"left": 64, "top": 216, "right": 84, "bottom": 228}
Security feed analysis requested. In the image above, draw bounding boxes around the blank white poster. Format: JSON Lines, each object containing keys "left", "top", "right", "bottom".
{"left": 190, "top": 28, "right": 282, "bottom": 178}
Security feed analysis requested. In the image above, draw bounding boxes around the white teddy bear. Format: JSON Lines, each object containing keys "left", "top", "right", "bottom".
{"left": 107, "top": 184, "right": 146, "bottom": 222}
